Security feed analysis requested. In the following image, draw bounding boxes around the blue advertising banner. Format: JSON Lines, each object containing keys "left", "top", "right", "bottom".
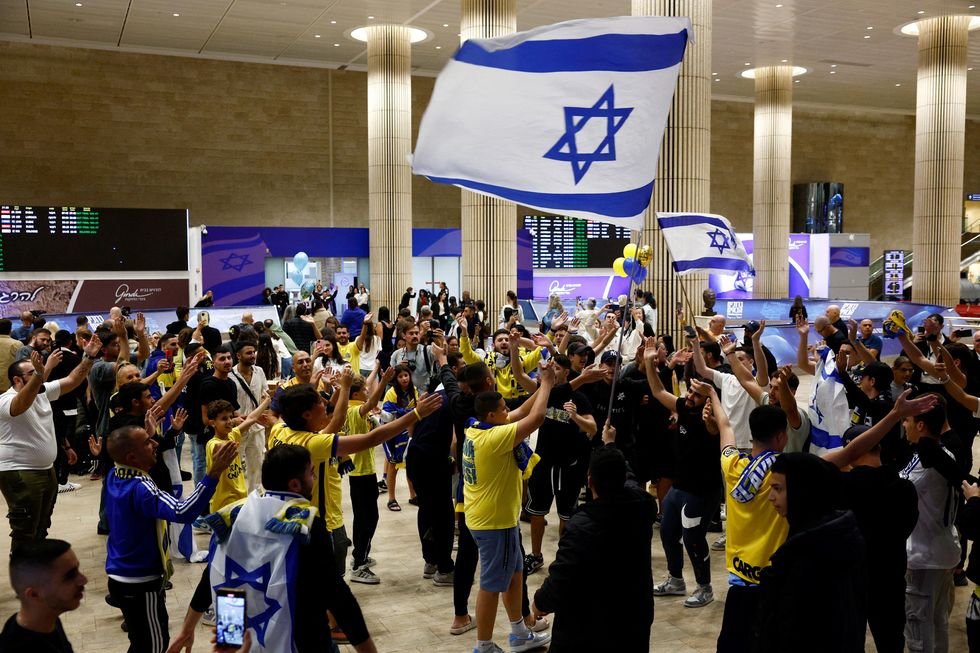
{"left": 709, "top": 234, "right": 811, "bottom": 299}
{"left": 829, "top": 246, "right": 870, "bottom": 267}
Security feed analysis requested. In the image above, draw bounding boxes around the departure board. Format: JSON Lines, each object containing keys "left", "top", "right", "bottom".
{"left": 0, "top": 206, "right": 188, "bottom": 272}
{"left": 523, "top": 215, "right": 632, "bottom": 269}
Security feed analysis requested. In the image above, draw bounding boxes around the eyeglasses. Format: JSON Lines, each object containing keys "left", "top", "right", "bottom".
{"left": 18, "top": 370, "right": 38, "bottom": 379}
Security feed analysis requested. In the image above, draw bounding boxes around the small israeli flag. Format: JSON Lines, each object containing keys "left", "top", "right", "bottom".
{"left": 656, "top": 212, "right": 756, "bottom": 276}
{"left": 411, "top": 17, "right": 692, "bottom": 231}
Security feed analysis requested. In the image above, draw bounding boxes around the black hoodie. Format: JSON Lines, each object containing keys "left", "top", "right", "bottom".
{"left": 755, "top": 453, "right": 867, "bottom": 653}
{"left": 534, "top": 480, "right": 655, "bottom": 652}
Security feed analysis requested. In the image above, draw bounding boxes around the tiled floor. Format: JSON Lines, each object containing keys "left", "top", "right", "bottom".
{"left": 0, "top": 445, "right": 973, "bottom": 652}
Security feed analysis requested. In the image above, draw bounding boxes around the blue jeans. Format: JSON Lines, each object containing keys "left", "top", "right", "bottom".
{"left": 190, "top": 437, "right": 207, "bottom": 484}
{"left": 280, "top": 357, "right": 293, "bottom": 378}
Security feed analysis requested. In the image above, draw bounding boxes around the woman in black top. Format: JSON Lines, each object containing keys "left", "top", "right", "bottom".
{"left": 788, "top": 295, "right": 807, "bottom": 321}
{"left": 375, "top": 306, "right": 396, "bottom": 371}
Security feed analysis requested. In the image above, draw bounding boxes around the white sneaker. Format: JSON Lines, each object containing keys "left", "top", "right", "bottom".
{"left": 653, "top": 575, "right": 687, "bottom": 596}
{"left": 509, "top": 630, "right": 551, "bottom": 652}
{"left": 57, "top": 483, "right": 77, "bottom": 494}
{"left": 711, "top": 534, "right": 727, "bottom": 551}
{"left": 684, "top": 584, "right": 714, "bottom": 608}
{"left": 202, "top": 607, "right": 216, "bottom": 626}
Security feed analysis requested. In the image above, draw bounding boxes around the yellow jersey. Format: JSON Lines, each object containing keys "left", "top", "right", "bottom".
{"left": 206, "top": 427, "right": 247, "bottom": 513}
{"left": 459, "top": 336, "right": 542, "bottom": 399}
{"left": 462, "top": 422, "right": 522, "bottom": 530}
{"left": 338, "top": 341, "right": 360, "bottom": 372}
{"left": 721, "top": 446, "right": 789, "bottom": 584}
{"left": 268, "top": 422, "right": 344, "bottom": 531}
{"left": 344, "top": 400, "right": 377, "bottom": 476}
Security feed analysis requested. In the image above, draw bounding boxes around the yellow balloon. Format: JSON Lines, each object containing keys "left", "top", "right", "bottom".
{"left": 613, "top": 257, "right": 627, "bottom": 277}
{"left": 637, "top": 245, "right": 653, "bottom": 267}
{"left": 623, "top": 244, "right": 639, "bottom": 260}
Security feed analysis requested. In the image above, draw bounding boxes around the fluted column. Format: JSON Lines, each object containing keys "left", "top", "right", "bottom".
{"left": 460, "top": 0, "right": 516, "bottom": 323}
{"left": 367, "top": 25, "right": 413, "bottom": 313}
{"left": 633, "top": 0, "right": 711, "bottom": 338}
{"left": 751, "top": 66, "right": 793, "bottom": 299}
{"left": 911, "top": 15, "right": 970, "bottom": 306}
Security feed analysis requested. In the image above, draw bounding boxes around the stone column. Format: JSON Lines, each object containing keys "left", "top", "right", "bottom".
{"left": 911, "top": 15, "right": 971, "bottom": 307}
{"left": 460, "top": 0, "right": 516, "bottom": 323}
{"left": 751, "top": 66, "right": 794, "bottom": 299}
{"left": 632, "top": 0, "right": 711, "bottom": 337}
{"left": 366, "top": 25, "right": 413, "bottom": 313}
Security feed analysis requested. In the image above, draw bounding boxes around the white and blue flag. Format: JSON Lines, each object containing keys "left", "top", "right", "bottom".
{"left": 655, "top": 212, "right": 756, "bottom": 276}
{"left": 411, "top": 16, "right": 692, "bottom": 231}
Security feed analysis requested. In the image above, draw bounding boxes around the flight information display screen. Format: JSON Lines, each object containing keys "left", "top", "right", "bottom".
{"left": 0, "top": 206, "right": 188, "bottom": 272}
{"left": 523, "top": 215, "right": 632, "bottom": 269}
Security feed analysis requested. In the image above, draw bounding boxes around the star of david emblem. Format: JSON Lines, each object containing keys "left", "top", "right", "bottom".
{"left": 543, "top": 85, "right": 633, "bottom": 185}
{"left": 707, "top": 228, "right": 733, "bottom": 255}
{"left": 216, "top": 558, "right": 281, "bottom": 646}
{"left": 734, "top": 270, "right": 751, "bottom": 292}
{"left": 219, "top": 252, "right": 253, "bottom": 272}
{"left": 811, "top": 402, "right": 824, "bottom": 424}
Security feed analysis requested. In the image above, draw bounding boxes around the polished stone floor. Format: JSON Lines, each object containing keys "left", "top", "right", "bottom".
{"left": 0, "top": 444, "right": 973, "bottom": 652}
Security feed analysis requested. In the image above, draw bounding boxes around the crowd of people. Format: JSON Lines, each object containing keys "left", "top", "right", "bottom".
{"left": 1, "top": 285, "right": 979, "bottom": 653}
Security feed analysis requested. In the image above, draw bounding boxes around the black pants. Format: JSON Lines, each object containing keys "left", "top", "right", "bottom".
{"left": 969, "top": 617, "right": 980, "bottom": 652}
{"left": 348, "top": 474, "right": 380, "bottom": 568}
{"left": 866, "top": 574, "right": 906, "bottom": 653}
{"left": 716, "top": 583, "right": 761, "bottom": 653}
{"left": 53, "top": 411, "right": 74, "bottom": 484}
{"left": 453, "top": 513, "right": 530, "bottom": 619}
{"left": 108, "top": 577, "right": 169, "bottom": 653}
{"left": 660, "top": 487, "right": 716, "bottom": 586}
{"left": 406, "top": 450, "right": 455, "bottom": 573}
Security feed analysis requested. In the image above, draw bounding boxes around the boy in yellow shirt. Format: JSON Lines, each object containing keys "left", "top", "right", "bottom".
{"left": 345, "top": 367, "right": 395, "bottom": 584}
{"left": 463, "top": 361, "right": 555, "bottom": 653}
{"left": 205, "top": 391, "right": 273, "bottom": 513}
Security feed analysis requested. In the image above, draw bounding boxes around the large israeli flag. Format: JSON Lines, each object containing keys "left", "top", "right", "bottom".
{"left": 656, "top": 212, "right": 756, "bottom": 276}
{"left": 411, "top": 17, "right": 692, "bottom": 231}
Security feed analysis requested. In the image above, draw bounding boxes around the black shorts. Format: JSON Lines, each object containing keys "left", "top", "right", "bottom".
{"left": 524, "top": 456, "right": 584, "bottom": 520}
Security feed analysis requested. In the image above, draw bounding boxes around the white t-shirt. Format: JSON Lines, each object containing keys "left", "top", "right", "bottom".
{"left": 358, "top": 336, "right": 382, "bottom": 372}
{"left": 0, "top": 381, "right": 62, "bottom": 471}
{"left": 759, "top": 391, "right": 811, "bottom": 453}
{"left": 901, "top": 446, "right": 961, "bottom": 570}
{"left": 710, "top": 369, "right": 757, "bottom": 449}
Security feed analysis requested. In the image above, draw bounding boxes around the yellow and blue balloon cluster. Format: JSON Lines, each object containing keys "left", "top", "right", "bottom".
{"left": 613, "top": 244, "right": 653, "bottom": 284}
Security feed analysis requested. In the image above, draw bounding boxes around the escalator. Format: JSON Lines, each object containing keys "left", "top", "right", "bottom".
{"left": 868, "top": 232, "right": 980, "bottom": 300}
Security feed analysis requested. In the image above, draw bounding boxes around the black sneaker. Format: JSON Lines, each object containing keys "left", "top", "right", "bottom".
{"left": 377, "top": 479, "right": 388, "bottom": 493}
{"left": 706, "top": 519, "right": 723, "bottom": 533}
{"left": 524, "top": 553, "right": 544, "bottom": 575}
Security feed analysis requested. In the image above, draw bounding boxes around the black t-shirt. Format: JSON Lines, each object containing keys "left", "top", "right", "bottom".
{"left": 581, "top": 376, "right": 644, "bottom": 449}
{"left": 536, "top": 383, "right": 593, "bottom": 462}
{"left": 165, "top": 320, "right": 189, "bottom": 335}
{"left": 0, "top": 615, "right": 73, "bottom": 653}
{"left": 672, "top": 397, "right": 720, "bottom": 496}
{"left": 198, "top": 376, "right": 240, "bottom": 417}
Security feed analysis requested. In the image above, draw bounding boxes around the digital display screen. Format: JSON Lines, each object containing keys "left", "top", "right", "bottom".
{"left": 0, "top": 206, "right": 188, "bottom": 272}
{"left": 523, "top": 215, "right": 632, "bottom": 269}
{"left": 215, "top": 592, "right": 246, "bottom": 647}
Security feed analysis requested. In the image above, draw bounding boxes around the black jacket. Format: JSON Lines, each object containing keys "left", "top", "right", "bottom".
{"left": 534, "top": 482, "right": 655, "bottom": 652}
{"left": 959, "top": 496, "right": 980, "bottom": 586}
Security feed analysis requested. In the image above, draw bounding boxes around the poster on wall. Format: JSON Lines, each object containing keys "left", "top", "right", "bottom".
{"left": 0, "top": 279, "right": 188, "bottom": 315}
{"left": 709, "top": 234, "right": 811, "bottom": 299}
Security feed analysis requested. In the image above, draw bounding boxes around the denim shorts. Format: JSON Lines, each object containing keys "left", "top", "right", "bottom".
{"left": 471, "top": 525, "right": 523, "bottom": 592}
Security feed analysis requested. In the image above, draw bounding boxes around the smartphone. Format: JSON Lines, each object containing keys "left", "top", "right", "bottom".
{"left": 727, "top": 333, "right": 738, "bottom": 343}
{"left": 917, "top": 326, "right": 925, "bottom": 334}
{"left": 683, "top": 325, "right": 697, "bottom": 338}
{"left": 954, "top": 328, "right": 972, "bottom": 338}
{"left": 214, "top": 588, "right": 246, "bottom": 648}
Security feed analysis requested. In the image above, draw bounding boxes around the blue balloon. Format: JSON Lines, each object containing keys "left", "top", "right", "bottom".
{"left": 633, "top": 267, "right": 648, "bottom": 284}
{"left": 290, "top": 271, "right": 304, "bottom": 286}
{"left": 293, "top": 251, "right": 309, "bottom": 272}
{"left": 300, "top": 280, "right": 316, "bottom": 298}
{"left": 622, "top": 258, "right": 637, "bottom": 277}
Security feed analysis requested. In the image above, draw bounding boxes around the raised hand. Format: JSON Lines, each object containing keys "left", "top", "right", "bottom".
{"left": 689, "top": 378, "right": 714, "bottom": 397}
{"left": 538, "top": 359, "right": 557, "bottom": 385}
{"left": 795, "top": 314, "right": 810, "bottom": 338}
{"left": 180, "top": 351, "right": 206, "bottom": 381}
{"left": 338, "top": 366, "right": 355, "bottom": 387}
{"left": 134, "top": 313, "right": 146, "bottom": 335}
{"left": 44, "top": 349, "right": 63, "bottom": 377}
{"left": 847, "top": 319, "right": 859, "bottom": 342}
{"left": 532, "top": 333, "right": 551, "bottom": 349}
{"left": 171, "top": 407, "right": 188, "bottom": 432}
{"left": 430, "top": 342, "right": 446, "bottom": 363}
{"left": 751, "top": 320, "right": 766, "bottom": 341}
{"left": 578, "top": 363, "right": 607, "bottom": 385}
{"left": 563, "top": 400, "right": 578, "bottom": 416}
{"left": 30, "top": 350, "right": 45, "bottom": 376}
{"left": 363, "top": 312, "right": 374, "bottom": 324}
{"left": 89, "top": 434, "right": 102, "bottom": 457}
{"left": 83, "top": 334, "right": 103, "bottom": 359}
{"left": 962, "top": 480, "right": 980, "bottom": 501}
{"left": 551, "top": 311, "right": 570, "bottom": 331}
{"left": 415, "top": 392, "right": 444, "bottom": 418}
{"left": 381, "top": 366, "right": 396, "bottom": 386}
{"left": 643, "top": 337, "right": 659, "bottom": 363}
{"left": 894, "top": 388, "right": 939, "bottom": 417}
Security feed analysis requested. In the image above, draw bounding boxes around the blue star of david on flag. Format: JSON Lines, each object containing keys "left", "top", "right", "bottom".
{"left": 216, "top": 558, "right": 281, "bottom": 646}
{"left": 707, "top": 228, "right": 732, "bottom": 255}
{"left": 543, "top": 85, "right": 633, "bottom": 185}
{"left": 219, "top": 252, "right": 253, "bottom": 272}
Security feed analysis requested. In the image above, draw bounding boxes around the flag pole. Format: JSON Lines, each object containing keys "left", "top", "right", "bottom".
{"left": 604, "top": 230, "right": 643, "bottom": 427}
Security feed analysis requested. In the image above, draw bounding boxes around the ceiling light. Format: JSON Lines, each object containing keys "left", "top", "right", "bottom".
{"left": 864, "top": 34, "right": 871, "bottom": 39}
{"left": 831, "top": 64, "right": 837, "bottom": 68}
{"left": 741, "top": 66, "right": 807, "bottom": 79}
{"left": 918, "top": 10, "right": 925, "bottom": 14}
{"left": 711, "top": 72, "right": 718, "bottom": 75}
{"left": 74, "top": 2, "right": 82, "bottom": 5}
{"left": 794, "top": 79, "right": 800, "bottom": 83}
{"left": 172, "top": 13, "right": 180, "bottom": 17}
{"left": 368, "top": 15, "right": 374, "bottom": 19}
{"left": 333, "top": 43, "right": 340, "bottom": 46}
{"left": 866, "top": 26, "right": 874, "bottom": 30}
{"left": 830, "top": 70, "right": 836, "bottom": 74}
{"left": 443, "top": 24, "right": 449, "bottom": 27}
{"left": 350, "top": 26, "right": 429, "bottom": 43}
{"left": 436, "top": 46, "right": 442, "bottom": 49}
{"left": 330, "top": 20, "right": 336, "bottom": 24}
{"left": 315, "top": 34, "right": 321, "bottom": 38}
{"left": 775, "top": 3, "right": 783, "bottom": 6}
{"left": 744, "top": 62, "right": 751, "bottom": 66}
{"left": 896, "top": 83, "right": 902, "bottom": 86}
{"left": 714, "top": 78, "right": 720, "bottom": 82}
{"left": 969, "top": 67, "right": 975, "bottom": 70}
{"left": 901, "top": 16, "right": 980, "bottom": 35}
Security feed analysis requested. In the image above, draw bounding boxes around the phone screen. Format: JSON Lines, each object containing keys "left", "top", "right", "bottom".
{"left": 215, "top": 589, "right": 246, "bottom": 647}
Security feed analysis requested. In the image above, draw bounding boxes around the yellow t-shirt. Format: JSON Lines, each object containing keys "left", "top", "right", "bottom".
{"left": 459, "top": 336, "right": 542, "bottom": 399}
{"left": 338, "top": 341, "right": 360, "bottom": 373}
{"left": 462, "top": 422, "right": 522, "bottom": 531}
{"left": 345, "top": 400, "right": 376, "bottom": 477}
{"left": 268, "top": 422, "right": 344, "bottom": 531}
{"left": 721, "top": 446, "right": 789, "bottom": 584}
{"left": 206, "top": 428, "right": 247, "bottom": 513}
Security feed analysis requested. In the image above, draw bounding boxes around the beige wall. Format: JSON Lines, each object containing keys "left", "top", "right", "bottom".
{"left": 1, "top": 41, "right": 978, "bottom": 257}
{"left": 712, "top": 98, "right": 980, "bottom": 258}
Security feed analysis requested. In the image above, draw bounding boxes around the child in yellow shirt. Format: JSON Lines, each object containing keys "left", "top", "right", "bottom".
{"left": 205, "top": 390, "right": 273, "bottom": 513}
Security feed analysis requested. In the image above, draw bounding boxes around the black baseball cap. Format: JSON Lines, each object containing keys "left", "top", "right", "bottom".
{"left": 600, "top": 351, "right": 621, "bottom": 365}
{"left": 854, "top": 361, "right": 893, "bottom": 391}
{"left": 567, "top": 342, "right": 591, "bottom": 357}
{"left": 841, "top": 424, "right": 870, "bottom": 447}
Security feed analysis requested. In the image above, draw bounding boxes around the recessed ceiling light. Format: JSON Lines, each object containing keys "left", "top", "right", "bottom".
{"left": 794, "top": 79, "right": 800, "bottom": 83}
{"left": 744, "top": 62, "right": 751, "bottom": 66}
{"left": 333, "top": 43, "right": 340, "bottom": 47}
{"left": 918, "top": 10, "right": 925, "bottom": 14}
{"left": 172, "top": 13, "right": 180, "bottom": 17}
{"left": 435, "top": 46, "right": 442, "bottom": 49}
{"left": 330, "top": 20, "right": 336, "bottom": 24}
{"left": 781, "top": 59, "right": 788, "bottom": 63}
{"left": 712, "top": 71, "right": 718, "bottom": 75}
{"left": 830, "top": 70, "right": 836, "bottom": 74}
{"left": 74, "top": 2, "right": 82, "bottom": 5}
{"left": 969, "top": 67, "right": 975, "bottom": 70}
{"left": 831, "top": 64, "right": 837, "bottom": 67}
{"left": 443, "top": 24, "right": 449, "bottom": 27}
{"left": 368, "top": 15, "right": 374, "bottom": 19}
{"left": 866, "top": 26, "right": 874, "bottom": 30}
{"left": 315, "top": 34, "right": 321, "bottom": 38}
{"left": 714, "top": 78, "right": 721, "bottom": 82}
{"left": 350, "top": 26, "right": 429, "bottom": 43}
{"left": 864, "top": 35, "right": 871, "bottom": 39}
{"left": 775, "top": 3, "right": 783, "bottom": 6}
